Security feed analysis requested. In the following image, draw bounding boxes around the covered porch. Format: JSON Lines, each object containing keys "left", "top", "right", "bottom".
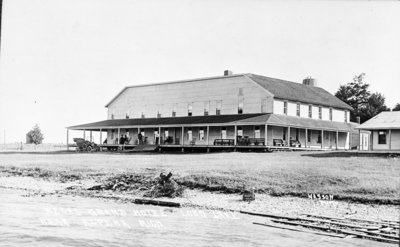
{"left": 66, "top": 113, "right": 354, "bottom": 152}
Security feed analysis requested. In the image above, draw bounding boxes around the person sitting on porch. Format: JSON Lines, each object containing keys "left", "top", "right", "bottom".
{"left": 119, "top": 134, "right": 125, "bottom": 144}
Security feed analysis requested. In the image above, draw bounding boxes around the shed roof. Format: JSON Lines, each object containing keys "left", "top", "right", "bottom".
{"left": 67, "top": 113, "right": 266, "bottom": 130}
{"left": 231, "top": 114, "right": 355, "bottom": 132}
{"left": 356, "top": 111, "right": 400, "bottom": 130}
{"left": 68, "top": 113, "right": 355, "bottom": 132}
{"left": 245, "top": 74, "right": 352, "bottom": 110}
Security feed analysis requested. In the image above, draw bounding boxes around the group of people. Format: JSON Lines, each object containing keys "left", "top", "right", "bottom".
{"left": 117, "top": 134, "right": 130, "bottom": 145}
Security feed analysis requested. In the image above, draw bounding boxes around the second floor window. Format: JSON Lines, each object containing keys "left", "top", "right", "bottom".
{"left": 216, "top": 100, "right": 222, "bottom": 115}
{"left": 141, "top": 112, "right": 145, "bottom": 118}
{"left": 308, "top": 105, "right": 312, "bottom": 118}
{"left": 238, "top": 96, "right": 244, "bottom": 114}
{"left": 172, "top": 105, "right": 176, "bottom": 117}
{"left": 344, "top": 111, "right": 348, "bottom": 122}
{"left": 261, "top": 99, "right": 267, "bottom": 113}
{"left": 157, "top": 111, "right": 161, "bottom": 118}
{"left": 111, "top": 114, "right": 114, "bottom": 120}
{"left": 125, "top": 113, "right": 129, "bottom": 119}
{"left": 204, "top": 101, "right": 209, "bottom": 116}
{"left": 318, "top": 107, "right": 322, "bottom": 119}
{"left": 296, "top": 103, "right": 300, "bottom": 117}
{"left": 329, "top": 108, "right": 333, "bottom": 121}
{"left": 188, "top": 103, "right": 192, "bottom": 116}
{"left": 283, "top": 101, "right": 288, "bottom": 115}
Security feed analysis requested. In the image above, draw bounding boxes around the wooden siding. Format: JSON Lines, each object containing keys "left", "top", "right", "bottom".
{"left": 107, "top": 76, "right": 273, "bottom": 120}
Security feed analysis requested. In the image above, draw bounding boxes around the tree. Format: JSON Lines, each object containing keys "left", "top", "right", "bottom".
{"left": 335, "top": 73, "right": 370, "bottom": 122}
{"left": 360, "top": 92, "right": 390, "bottom": 122}
{"left": 393, "top": 103, "right": 400, "bottom": 111}
{"left": 27, "top": 124, "right": 44, "bottom": 145}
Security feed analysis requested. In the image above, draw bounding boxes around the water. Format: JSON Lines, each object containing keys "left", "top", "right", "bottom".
{"left": 0, "top": 188, "right": 388, "bottom": 247}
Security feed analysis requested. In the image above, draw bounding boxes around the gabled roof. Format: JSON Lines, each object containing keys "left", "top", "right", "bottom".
{"left": 105, "top": 73, "right": 352, "bottom": 111}
{"left": 245, "top": 74, "right": 352, "bottom": 110}
{"left": 356, "top": 111, "right": 400, "bottom": 130}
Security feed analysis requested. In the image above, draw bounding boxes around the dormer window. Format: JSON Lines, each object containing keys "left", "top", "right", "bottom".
{"left": 318, "top": 107, "right": 322, "bottom": 119}
{"left": 283, "top": 101, "right": 288, "bottom": 115}
{"left": 296, "top": 103, "right": 300, "bottom": 117}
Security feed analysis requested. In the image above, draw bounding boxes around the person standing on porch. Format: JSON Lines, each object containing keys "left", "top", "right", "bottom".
{"left": 138, "top": 132, "right": 143, "bottom": 145}
{"left": 154, "top": 131, "right": 160, "bottom": 145}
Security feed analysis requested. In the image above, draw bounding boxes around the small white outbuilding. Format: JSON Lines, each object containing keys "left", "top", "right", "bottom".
{"left": 356, "top": 111, "right": 400, "bottom": 151}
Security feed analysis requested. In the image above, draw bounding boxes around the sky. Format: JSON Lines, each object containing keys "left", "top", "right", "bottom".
{"left": 0, "top": 0, "right": 399, "bottom": 143}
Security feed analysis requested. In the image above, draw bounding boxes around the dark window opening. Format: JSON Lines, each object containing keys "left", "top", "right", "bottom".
{"left": 378, "top": 130, "right": 387, "bottom": 144}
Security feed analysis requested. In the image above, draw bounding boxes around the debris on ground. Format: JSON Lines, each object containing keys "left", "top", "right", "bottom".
{"left": 87, "top": 172, "right": 185, "bottom": 198}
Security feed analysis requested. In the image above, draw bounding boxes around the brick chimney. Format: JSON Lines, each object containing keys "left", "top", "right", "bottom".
{"left": 224, "top": 70, "right": 233, "bottom": 76}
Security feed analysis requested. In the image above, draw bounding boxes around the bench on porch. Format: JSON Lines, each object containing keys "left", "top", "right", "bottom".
{"left": 214, "top": 139, "right": 235, "bottom": 146}
{"left": 273, "top": 139, "right": 287, "bottom": 147}
{"left": 289, "top": 140, "right": 301, "bottom": 148}
{"left": 237, "top": 137, "right": 265, "bottom": 146}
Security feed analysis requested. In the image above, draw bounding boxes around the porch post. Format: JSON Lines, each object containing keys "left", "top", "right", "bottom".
{"left": 321, "top": 130, "right": 324, "bottom": 149}
{"left": 159, "top": 127, "right": 161, "bottom": 145}
{"left": 389, "top": 129, "right": 392, "bottom": 150}
{"left": 99, "top": 129, "right": 102, "bottom": 152}
{"left": 264, "top": 124, "right": 268, "bottom": 146}
{"left": 234, "top": 125, "right": 237, "bottom": 146}
{"left": 305, "top": 128, "right": 308, "bottom": 148}
{"left": 117, "top": 128, "right": 120, "bottom": 144}
{"left": 181, "top": 126, "right": 184, "bottom": 145}
{"left": 66, "top": 129, "right": 69, "bottom": 151}
{"left": 336, "top": 131, "right": 339, "bottom": 150}
{"left": 206, "top": 125, "right": 210, "bottom": 146}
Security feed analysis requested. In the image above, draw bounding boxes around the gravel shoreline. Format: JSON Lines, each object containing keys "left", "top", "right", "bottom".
{"left": 0, "top": 173, "right": 398, "bottom": 223}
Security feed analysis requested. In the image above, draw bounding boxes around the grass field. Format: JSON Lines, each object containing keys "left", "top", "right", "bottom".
{"left": 0, "top": 151, "right": 399, "bottom": 204}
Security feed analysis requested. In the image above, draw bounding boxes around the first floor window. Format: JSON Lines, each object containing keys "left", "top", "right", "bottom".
{"left": 254, "top": 126, "right": 260, "bottom": 138}
{"left": 187, "top": 128, "right": 193, "bottom": 141}
{"left": 283, "top": 128, "right": 286, "bottom": 141}
{"left": 221, "top": 127, "right": 227, "bottom": 139}
{"left": 307, "top": 130, "right": 311, "bottom": 142}
{"left": 317, "top": 132, "right": 321, "bottom": 144}
{"left": 199, "top": 128, "right": 204, "bottom": 141}
{"left": 378, "top": 130, "right": 387, "bottom": 144}
{"left": 237, "top": 127, "right": 243, "bottom": 137}
{"left": 295, "top": 129, "right": 299, "bottom": 141}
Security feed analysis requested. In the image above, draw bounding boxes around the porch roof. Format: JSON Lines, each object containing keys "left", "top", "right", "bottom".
{"left": 232, "top": 114, "right": 355, "bottom": 132}
{"left": 68, "top": 113, "right": 355, "bottom": 132}
{"left": 67, "top": 113, "right": 267, "bottom": 130}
